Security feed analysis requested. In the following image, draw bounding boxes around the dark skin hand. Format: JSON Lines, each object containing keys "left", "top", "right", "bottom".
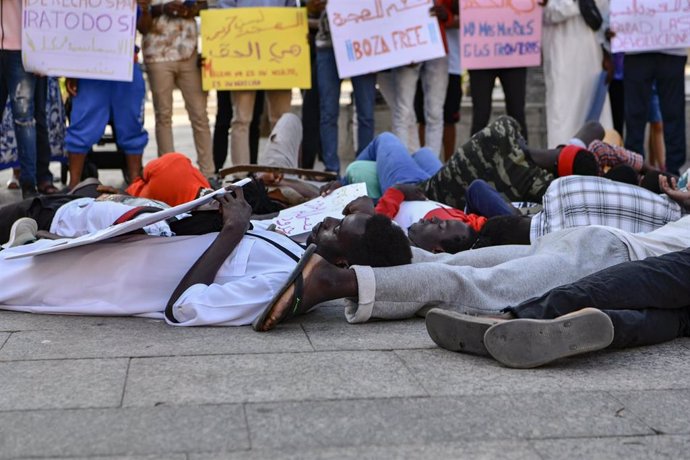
{"left": 320, "top": 180, "right": 342, "bottom": 196}
{"left": 343, "top": 196, "right": 376, "bottom": 216}
{"left": 659, "top": 175, "right": 690, "bottom": 211}
{"left": 166, "top": 186, "right": 252, "bottom": 311}
{"left": 392, "top": 183, "right": 427, "bottom": 201}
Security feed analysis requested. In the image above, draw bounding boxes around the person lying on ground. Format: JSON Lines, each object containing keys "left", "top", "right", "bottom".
{"left": 424, "top": 244, "right": 690, "bottom": 368}
{"left": 253, "top": 212, "right": 690, "bottom": 331}
{"left": 0, "top": 187, "right": 411, "bottom": 326}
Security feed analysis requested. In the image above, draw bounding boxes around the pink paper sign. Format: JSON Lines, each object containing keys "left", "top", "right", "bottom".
{"left": 460, "top": 0, "right": 542, "bottom": 70}
{"left": 610, "top": 0, "right": 690, "bottom": 53}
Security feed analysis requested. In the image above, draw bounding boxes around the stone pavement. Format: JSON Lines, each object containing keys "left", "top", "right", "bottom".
{"left": 2, "top": 94, "right": 690, "bottom": 458}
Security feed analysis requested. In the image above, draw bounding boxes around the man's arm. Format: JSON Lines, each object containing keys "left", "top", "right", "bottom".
{"left": 137, "top": 0, "right": 153, "bottom": 34}
{"left": 166, "top": 187, "right": 252, "bottom": 312}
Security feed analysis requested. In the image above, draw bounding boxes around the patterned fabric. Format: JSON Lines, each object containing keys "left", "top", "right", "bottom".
{"left": 421, "top": 116, "right": 554, "bottom": 209}
{"left": 141, "top": 0, "right": 198, "bottom": 63}
{"left": 530, "top": 175, "right": 683, "bottom": 240}
{"left": 588, "top": 140, "right": 644, "bottom": 175}
{"left": 0, "top": 77, "right": 65, "bottom": 169}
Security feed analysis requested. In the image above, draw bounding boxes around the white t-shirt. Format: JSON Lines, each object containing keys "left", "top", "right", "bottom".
{"left": 0, "top": 230, "right": 303, "bottom": 326}
{"left": 603, "top": 214, "right": 690, "bottom": 260}
{"left": 393, "top": 200, "right": 453, "bottom": 233}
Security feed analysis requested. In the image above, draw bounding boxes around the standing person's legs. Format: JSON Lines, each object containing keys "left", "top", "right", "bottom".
{"left": 443, "top": 73, "right": 462, "bottom": 162}
{"left": 468, "top": 68, "right": 497, "bottom": 135}
{"left": 146, "top": 59, "right": 176, "bottom": 156}
{"left": 176, "top": 52, "right": 214, "bottom": 178}
{"left": 3, "top": 51, "right": 38, "bottom": 195}
{"left": 65, "top": 80, "right": 111, "bottom": 189}
{"left": 355, "top": 132, "right": 431, "bottom": 191}
{"left": 110, "top": 65, "right": 148, "bottom": 183}
{"left": 608, "top": 79, "right": 625, "bottom": 136}
{"left": 266, "top": 90, "right": 292, "bottom": 128}
{"left": 213, "top": 90, "right": 232, "bottom": 172}
{"left": 316, "top": 48, "right": 343, "bottom": 173}
{"left": 390, "top": 65, "right": 421, "bottom": 150}
{"left": 230, "top": 90, "right": 256, "bottom": 166}
{"left": 623, "top": 53, "right": 654, "bottom": 159}
{"left": 301, "top": 45, "right": 321, "bottom": 168}
{"left": 34, "top": 76, "right": 55, "bottom": 192}
{"left": 420, "top": 57, "right": 449, "bottom": 156}
{"left": 655, "top": 53, "right": 687, "bottom": 176}
{"left": 250, "top": 91, "right": 264, "bottom": 164}
{"left": 500, "top": 67, "right": 528, "bottom": 142}
{"left": 351, "top": 72, "right": 377, "bottom": 154}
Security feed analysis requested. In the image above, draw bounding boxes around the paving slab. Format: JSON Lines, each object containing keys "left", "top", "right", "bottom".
{"left": 123, "top": 351, "right": 426, "bottom": 407}
{"left": 532, "top": 434, "right": 690, "bottom": 459}
{"left": 396, "top": 342, "right": 690, "bottom": 396}
{"left": 191, "top": 440, "right": 541, "bottom": 460}
{"left": 0, "top": 358, "right": 127, "bottom": 411}
{"left": 0, "top": 404, "right": 247, "bottom": 459}
{"left": 244, "top": 392, "right": 653, "bottom": 450}
{"left": 0, "top": 320, "right": 311, "bottom": 361}
{"left": 22, "top": 456, "right": 186, "bottom": 460}
{"left": 609, "top": 389, "right": 690, "bottom": 435}
{"left": 301, "top": 308, "right": 435, "bottom": 351}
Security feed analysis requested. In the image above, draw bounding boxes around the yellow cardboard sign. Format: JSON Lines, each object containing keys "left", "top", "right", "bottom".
{"left": 201, "top": 8, "right": 311, "bottom": 91}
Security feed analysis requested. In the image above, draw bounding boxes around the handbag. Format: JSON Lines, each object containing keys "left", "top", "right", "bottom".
{"left": 578, "top": 0, "right": 603, "bottom": 31}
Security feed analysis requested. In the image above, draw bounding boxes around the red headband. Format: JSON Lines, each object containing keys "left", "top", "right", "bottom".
{"left": 557, "top": 145, "right": 581, "bottom": 177}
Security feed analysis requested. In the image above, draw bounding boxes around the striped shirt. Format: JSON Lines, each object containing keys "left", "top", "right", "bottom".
{"left": 530, "top": 176, "right": 683, "bottom": 241}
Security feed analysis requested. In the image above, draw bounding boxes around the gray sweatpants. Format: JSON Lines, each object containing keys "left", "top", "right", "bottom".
{"left": 345, "top": 226, "right": 631, "bottom": 323}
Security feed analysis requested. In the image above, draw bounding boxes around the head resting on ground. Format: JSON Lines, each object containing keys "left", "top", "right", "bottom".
{"left": 407, "top": 217, "right": 477, "bottom": 254}
{"left": 307, "top": 213, "right": 412, "bottom": 267}
{"left": 557, "top": 145, "right": 599, "bottom": 177}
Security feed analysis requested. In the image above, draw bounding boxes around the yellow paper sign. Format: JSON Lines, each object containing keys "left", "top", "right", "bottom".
{"left": 201, "top": 7, "right": 311, "bottom": 91}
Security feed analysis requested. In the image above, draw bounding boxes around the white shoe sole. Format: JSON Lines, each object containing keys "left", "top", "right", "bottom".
{"left": 2, "top": 217, "right": 38, "bottom": 249}
{"left": 484, "top": 308, "right": 614, "bottom": 369}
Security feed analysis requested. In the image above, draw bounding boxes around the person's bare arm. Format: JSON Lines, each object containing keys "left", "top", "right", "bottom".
{"left": 166, "top": 186, "right": 252, "bottom": 311}
{"left": 137, "top": 0, "right": 153, "bottom": 34}
{"left": 659, "top": 175, "right": 690, "bottom": 211}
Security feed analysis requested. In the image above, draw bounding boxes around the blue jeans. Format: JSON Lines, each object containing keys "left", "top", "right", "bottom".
{"left": 0, "top": 50, "right": 37, "bottom": 187}
{"left": 356, "top": 132, "right": 442, "bottom": 192}
{"left": 317, "top": 47, "right": 376, "bottom": 173}
{"left": 465, "top": 179, "right": 519, "bottom": 218}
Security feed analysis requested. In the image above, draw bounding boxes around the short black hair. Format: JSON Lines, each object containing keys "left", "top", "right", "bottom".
{"left": 348, "top": 214, "right": 412, "bottom": 267}
{"left": 604, "top": 164, "right": 639, "bottom": 186}
{"left": 439, "top": 228, "right": 478, "bottom": 253}
{"left": 572, "top": 150, "right": 599, "bottom": 176}
{"left": 473, "top": 215, "right": 531, "bottom": 249}
{"left": 639, "top": 171, "right": 679, "bottom": 194}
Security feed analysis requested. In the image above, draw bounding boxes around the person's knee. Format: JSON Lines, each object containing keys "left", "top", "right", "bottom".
{"left": 11, "top": 80, "right": 35, "bottom": 121}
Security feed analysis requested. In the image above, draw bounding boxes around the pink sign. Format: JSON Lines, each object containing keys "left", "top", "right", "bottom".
{"left": 460, "top": 0, "right": 542, "bottom": 70}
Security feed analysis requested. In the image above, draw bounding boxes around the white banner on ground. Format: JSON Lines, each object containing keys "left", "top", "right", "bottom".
{"left": 610, "top": 0, "right": 690, "bottom": 52}
{"left": 271, "top": 183, "right": 368, "bottom": 236}
{"left": 4, "top": 179, "right": 252, "bottom": 260}
{"left": 21, "top": 0, "right": 137, "bottom": 82}
{"left": 327, "top": 0, "right": 446, "bottom": 78}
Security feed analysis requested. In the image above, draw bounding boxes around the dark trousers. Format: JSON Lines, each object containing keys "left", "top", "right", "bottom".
{"left": 213, "top": 90, "right": 264, "bottom": 172}
{"left": 301, "top": 32, "right": 321, "bottom": 169}
{"left": 608, "top": 79, "right": 625, "bottom": 136}
{"left": 623, "top": 53, "right": 687, "bottom": 175}
{"left": 468, "top": 67, "right": 528, "bottom": 142}
{"left": 508, "top": 248, "right": 690, "bottom": 349}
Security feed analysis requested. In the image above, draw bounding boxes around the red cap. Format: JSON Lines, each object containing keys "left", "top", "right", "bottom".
{"left": 557, "top": 145, "right": 582, "bottom": 177}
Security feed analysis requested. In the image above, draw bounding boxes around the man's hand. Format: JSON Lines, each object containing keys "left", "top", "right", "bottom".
{"left": 343, "top": 196, "right": 375, "bottom": 216}
{"left": 65, "top": 78, "right": 78, "bottom": 97}
{"left": 320, "top": 180, "right": 342, "bottom": 196}
{"left": 393, "top": 183, "right": 427, "bottom": 201}
{"left": 659, "top": 175, "right": 690, "bottom": 211}
{"left": 216, "top": 186, "right": 252, "bottom": 231}
{"left": 429, "top": 4, "right": 449, "bottom": 22}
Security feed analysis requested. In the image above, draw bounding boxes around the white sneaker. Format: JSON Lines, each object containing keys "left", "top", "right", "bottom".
{"left": 1, "top": 218, "right": 38, "bottom": 249}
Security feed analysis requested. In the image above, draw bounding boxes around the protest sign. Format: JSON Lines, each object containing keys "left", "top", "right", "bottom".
{"left": 200, "top": 8, "right": 311, "bottom": 90}
{"left": 21, "top": 0, "right": 137, "bottom": 81}
{"left": 271, "top": 183, "right": 368, "bottom": 236}
{"left": 4, "top": 178, "right": 252, "bottom": 260}
{"left": 327, "top": 0, "right": 446, "bottom": 78}
{"left": 460, "top": 0, "right": 542, "bottom": 70}
{"left": 610, "top": 0, "right": 690, "bottom": 52}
